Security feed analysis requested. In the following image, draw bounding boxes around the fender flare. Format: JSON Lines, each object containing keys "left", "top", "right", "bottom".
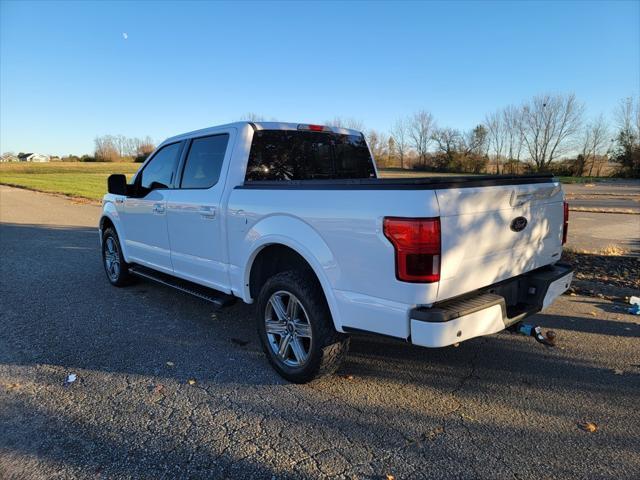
{"left": 239, "top": 215, "right": 345, "bottom": 332}
{"left": 99, "top": 202, "right": 130, "bottom": 262}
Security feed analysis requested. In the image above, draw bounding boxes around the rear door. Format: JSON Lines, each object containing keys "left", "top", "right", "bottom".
{"left": 166, "top": 131, "right": 233, "bottom": 291}
{"left": 122, "top": 142, "right": 182, "bottom": 273}
{"left": 435, "top": 181, "right": 564, "bottom": 301}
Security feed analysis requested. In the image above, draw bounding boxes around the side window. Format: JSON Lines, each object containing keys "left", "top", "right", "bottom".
{"left": 139, "top": 143, "right": 181, "bottom": 190}
{"left": 180, "top": 134, "right": 229, "bottom": 189}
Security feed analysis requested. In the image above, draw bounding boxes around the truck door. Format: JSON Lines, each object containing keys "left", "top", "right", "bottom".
{"left": 121, "top": 142, "right": 183, "bottom": 273}
{"left": 166, "top": 131, "right": 233, "bottom": 291}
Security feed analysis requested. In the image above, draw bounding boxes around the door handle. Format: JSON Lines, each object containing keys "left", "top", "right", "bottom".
{"left": 153, "top": 203, "right": 165, "bottom": 214}
{"left": 199, "top": 206, "right": 216, "bottom": 219}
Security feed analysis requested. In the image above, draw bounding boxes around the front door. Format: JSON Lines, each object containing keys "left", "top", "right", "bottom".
{"left": 122, "top": 141, "right": 183, "bottom": 273}
{"left": 166, "top": 132, "right": 232, "bottom": 290}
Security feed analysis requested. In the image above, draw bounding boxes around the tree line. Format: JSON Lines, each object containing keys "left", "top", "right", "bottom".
{"left": 94, "top": 134, "right": 156, "bottom": 162}
{"left": 3, "top": 94, "right": 638, "bottom": 177}
{"left": 327, "top": 94, "right": 637, "bottom": 178}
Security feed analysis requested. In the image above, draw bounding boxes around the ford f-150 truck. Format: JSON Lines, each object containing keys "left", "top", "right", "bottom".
{"left": 100, "top": 121, "right": 573, "bottom": 383}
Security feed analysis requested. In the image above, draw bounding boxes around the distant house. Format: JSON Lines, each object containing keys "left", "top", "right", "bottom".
{"left": 17, "top": 153, "right": 50, "bottom": 162}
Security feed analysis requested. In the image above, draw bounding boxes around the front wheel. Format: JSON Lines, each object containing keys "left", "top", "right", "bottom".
{"left": 101, "top": 227, "right": 132, "bottom": 287}
{"left": 256, "top": 270, "right": 350, "bottom": 383}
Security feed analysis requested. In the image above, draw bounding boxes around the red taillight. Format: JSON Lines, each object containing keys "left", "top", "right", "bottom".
{"left": 562, "top": 201, "right": 569, "bottom": 245}
{"left": 383, "top": 217, "right": 441, "bottom": 283}
{"left": 297, "top": 124, "right": 331, "bottom": 132}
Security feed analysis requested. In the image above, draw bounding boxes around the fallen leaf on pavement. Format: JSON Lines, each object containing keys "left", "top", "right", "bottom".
{"left": 153, "top": 384, "right": 165, "bottom": 394}
{"left": 386, "top": 475, "right": 395, "bottom": 480}
{"left": 589, "top": 311, "right": 597, "bottom": 316}
{"left": 578, "top": 421, "right": 598, "bottom": 433}
{"left": 166, "top": 361, "right": 175, "bottom": 367}
{"left": 187, "top": 378, "right": 197, "bottom": 386}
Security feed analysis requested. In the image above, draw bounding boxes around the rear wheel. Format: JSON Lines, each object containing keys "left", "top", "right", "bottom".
{"left": 256, "top": 270, "right": 350, "bottom": 383}
{"left": 102, "top": 227, "right": 132, "bottom": 287}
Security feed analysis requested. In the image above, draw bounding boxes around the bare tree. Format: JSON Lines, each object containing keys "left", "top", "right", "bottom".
{"left": 503, "top": 104, "right": 524, "bottom": 162}
{"left": 485, "top": 110, "right": 506, "bottom": 174}
{"left": 519, "top": 93, "right": 585, "bottom": 171}
{"left": 390, "top": 117, "right": 410, "bottom": 169}
{"left": 325, "top": 117, "right": 365, "bottom": 131}
{"left": 95, "top": 134, "right": 155, "bottom": 162}
{"left": 462, "top": 124, "right": 488, "bottom": 156}
{"left": 94, "top": 135, "right": 119, "bottom": 162}
{"left": 409, "top": 110, "right": 435, "bottom": 167}
{"left": 366, "top": 129, "right": 389, "bottom": 166}
{"left": 612, "top": 97, "right": 640, "bottom": 177}
{"left": 578, "top": 115, "right": 610, "bottom": 176}
{"left": 240, "top": 113, "right": 268, "bottom": 122}
{"left": 431, "top": 127, "right": 461, "bottom": 170}
{"left": 615, "top": 97, "right": 640, "bottom": 146}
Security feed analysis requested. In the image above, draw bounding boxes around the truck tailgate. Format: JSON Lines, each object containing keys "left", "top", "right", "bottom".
{"left": 435, "top": 181, "right": 564, "bottom": 301}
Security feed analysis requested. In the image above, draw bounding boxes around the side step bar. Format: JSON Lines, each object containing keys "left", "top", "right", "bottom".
{"left": 129, "top": 265, "right": 236, "bottom": 309}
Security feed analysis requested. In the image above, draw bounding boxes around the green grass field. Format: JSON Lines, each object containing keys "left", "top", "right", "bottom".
{"left": 0, "top": 162, "right": 140, "bottom": 201}
{"left": 0, "top": 162, "right": 613, "bottom": 201}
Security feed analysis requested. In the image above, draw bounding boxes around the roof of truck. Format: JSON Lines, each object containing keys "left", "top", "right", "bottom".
{"left": 161, "top": 121, "right": 363, "bottom": 146}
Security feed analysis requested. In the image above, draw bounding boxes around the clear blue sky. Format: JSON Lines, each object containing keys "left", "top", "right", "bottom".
{"left": 1, "top": 0, "right": 638, "bottom": 156}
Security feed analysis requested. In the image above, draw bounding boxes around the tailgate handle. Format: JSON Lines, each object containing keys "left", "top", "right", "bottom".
{"left": 510, "top": 191, "right": 533, "bottom": 207}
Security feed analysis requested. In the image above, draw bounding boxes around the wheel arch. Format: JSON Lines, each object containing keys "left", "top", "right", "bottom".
{"left": 99, "top": 205, "right": 129, "bottom": 261}
{"left": 240, "top": 222, "right": 344, "bottom": 332}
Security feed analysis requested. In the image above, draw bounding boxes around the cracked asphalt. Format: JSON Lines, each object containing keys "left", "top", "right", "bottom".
{"left": 1, "top": 185, "right": 639, "bottom": 479}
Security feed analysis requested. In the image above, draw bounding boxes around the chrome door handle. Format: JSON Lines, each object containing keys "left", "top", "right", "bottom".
{"left": 153, "top": 203, "right": 165, "bottom": 214}
{"left": 199, "top": 206, "right": 216, "bottom": 219}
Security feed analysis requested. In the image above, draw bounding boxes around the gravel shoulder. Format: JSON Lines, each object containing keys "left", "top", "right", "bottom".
{"left": 1, "top": 186, "right": 639, "bottom": 480}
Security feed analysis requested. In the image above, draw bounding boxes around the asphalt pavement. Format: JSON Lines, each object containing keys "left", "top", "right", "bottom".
{"left": 1, "top": 185, "right": 639, "bottom": 479}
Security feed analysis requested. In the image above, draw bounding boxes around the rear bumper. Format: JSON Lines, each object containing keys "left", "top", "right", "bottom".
{"left": 410, "top": 263, "right": 573, "bottom": 348}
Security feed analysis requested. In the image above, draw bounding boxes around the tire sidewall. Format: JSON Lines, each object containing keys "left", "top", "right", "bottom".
{"left": 256, "top": 271, "right": 329, "bottom": 383}
{"left": 102, "top": 227, "right": 127, "bottom": 286}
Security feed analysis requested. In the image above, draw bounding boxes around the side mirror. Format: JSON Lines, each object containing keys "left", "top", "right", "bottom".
{"left": 107, "top": 174, "right": 127, "bottom": 195}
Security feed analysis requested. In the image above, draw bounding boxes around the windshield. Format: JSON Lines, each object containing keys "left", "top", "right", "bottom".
{"left": 245, "top": 130, "right": 376, "bottom": 181}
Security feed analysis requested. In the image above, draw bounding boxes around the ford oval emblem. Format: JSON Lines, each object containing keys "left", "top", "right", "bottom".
{"left": 510, "top": 216, "right": 528, "bottom": 232}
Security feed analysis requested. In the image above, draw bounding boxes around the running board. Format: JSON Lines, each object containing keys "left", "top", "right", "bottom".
{"left": 129, "top": 265, "right": 236, "bottom": 309}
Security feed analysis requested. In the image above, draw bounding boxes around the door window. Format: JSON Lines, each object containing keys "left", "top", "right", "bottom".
{"left": 180, "top": 134, "right": 229, "bottom": 189}
{"left": 139, "top": 142, "right": 181, "bottom": 190}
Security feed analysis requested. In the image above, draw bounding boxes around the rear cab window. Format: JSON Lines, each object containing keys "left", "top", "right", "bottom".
{"left": 180, "top": 134, "right": 229, "bottom": 189}
{"left": 245, "top": 130, "right": 376, "bottom": 181}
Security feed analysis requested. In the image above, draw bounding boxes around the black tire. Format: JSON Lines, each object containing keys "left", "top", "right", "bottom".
{"left": 256, "top": 270, "right": 350, "bottom": 383}
{"left": 101, "top": 227, "right": 132, "bottom": 287}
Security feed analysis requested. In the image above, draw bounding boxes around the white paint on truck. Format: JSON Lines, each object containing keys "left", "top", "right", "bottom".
{"left": 100, "top": 121, "right": 572, "bottom": 380}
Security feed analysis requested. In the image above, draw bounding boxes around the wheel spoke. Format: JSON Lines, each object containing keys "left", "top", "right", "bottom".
{"left": 265, "top": 319, "right": 287, "bottom": 335}
{"left": 286, "top": 297, "right": 299, "bottom": 321}
{"left": 278, "top": 333, "right": 292, "bottom": 359}
{"left": 294, "top": 321, "right": 312, "bottom": 338}
{"left": 290, "top": 337, "right": 307, "bottom": 363}
{"left": 106, "top": 238, "right": 115, "bottom": 254}
{"left": 269, "top": 295, "right": 288, "bottom": 322}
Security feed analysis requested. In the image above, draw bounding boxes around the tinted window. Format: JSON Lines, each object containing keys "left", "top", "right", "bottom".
{"left": 181, "top": 134, "right": 229, "bottom": 189}
{"left": 140, "top": 143, "right": 181, "bottom": 190}
{"left": 245, "top": 130, "right": 375, "bottom": 181}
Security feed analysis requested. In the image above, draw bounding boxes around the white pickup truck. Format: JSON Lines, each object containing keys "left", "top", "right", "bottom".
{"left": 100, "top": 122, "right": 573, "bottom": 382}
